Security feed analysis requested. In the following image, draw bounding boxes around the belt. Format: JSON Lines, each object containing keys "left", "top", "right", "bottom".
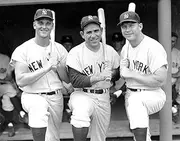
{"left": 41, "top": 91, "right": 56, "bottom": 95}
{"left": 40, "top": 89, "right": 61, "bottom": 95}
{"left": 127, "top": 88, "right": 146, "bottom": 92}
{"left": 83, "top": 88, "right": 108, "bottom": 94}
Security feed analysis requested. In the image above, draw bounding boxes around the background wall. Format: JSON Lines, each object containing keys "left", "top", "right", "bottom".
{"left": 0, "top": 0, "right": 168, "bottom": 56}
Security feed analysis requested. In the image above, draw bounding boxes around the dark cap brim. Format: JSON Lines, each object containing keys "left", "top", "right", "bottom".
{"left": 117, "top": 19, "right": 137, "bottom": 26}
{"left": 34, "top": 16, "right": 53, "bottom": 21}
{"left": 81, "top": 21, "right": 101, "bottom": 29}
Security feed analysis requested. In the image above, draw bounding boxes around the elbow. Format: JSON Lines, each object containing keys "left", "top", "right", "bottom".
{"left": 155, "top": 77, "right": 167, "bottom": 87}
{"left": 16, "top": 80, "right": 27, "bottom": 87}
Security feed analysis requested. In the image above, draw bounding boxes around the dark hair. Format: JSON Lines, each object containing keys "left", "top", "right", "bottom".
{"left": 172, "top": 32, "right": 178, "bottom": 38}
{"left": 61, "top": 35, "right": 73, "bottom": 44}
{"left": 112, "top": 32, "right": 125, "bottom": 42}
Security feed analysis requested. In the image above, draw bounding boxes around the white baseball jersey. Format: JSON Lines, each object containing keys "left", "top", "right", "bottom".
{"left": 11, "top": 38, "right": 68, "bottom": 93}
{"left": 66, "top": 42, "right": 120, "bottom": 89}
{"left": 172, "top": 47, "right": 180, "bottom": 84}
{"left": 120, "top": 35, "right": 167, "bottom": 89}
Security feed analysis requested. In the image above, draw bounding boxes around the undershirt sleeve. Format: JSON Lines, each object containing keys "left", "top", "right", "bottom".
{"left": 67, "top": 66, "right": 92, "bottom": 88}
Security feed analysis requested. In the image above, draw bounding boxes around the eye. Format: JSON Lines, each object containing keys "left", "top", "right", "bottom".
{"left": 86, "top": 31, "right": 92, "bottom": 35}
{"left": 46, "top": 21, "right": 52, "bottom": 26}
{"left": 38, "top": 21, "right": 43, "bottom": 25}
{"left": 94, "top": 29, "right": 100, "bottom": 33}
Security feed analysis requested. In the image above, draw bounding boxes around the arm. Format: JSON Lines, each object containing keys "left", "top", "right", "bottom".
{"left": 121, "top": 65, "right": 167, "bottom": 87}
{"left": 111, "top": 67, "right": 120, "bottom": 86}
{"left": 68, "top": 66, "right": 108, "bottom": 88}
{"left": 56, "top": 64, "right": 70, "bottom": 84}
{"left": 14, "top": 61, "right": 52, "bottom": 87}
{"left": 68, "top": 66, "right": 91, "bottom": 88}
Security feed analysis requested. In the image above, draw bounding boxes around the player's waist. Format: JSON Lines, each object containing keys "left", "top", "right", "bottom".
{"left": 82, "top": 88, "right": 109, "bottom": 94}
{"left": 127, "top": 87, "right": 159, "bottom": 92}
{"left": 24, "top": 89, "right": 62, "bottom": 96}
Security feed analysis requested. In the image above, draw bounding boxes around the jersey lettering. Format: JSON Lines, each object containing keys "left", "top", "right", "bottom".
{"left": 133, "top": 60, "right": 149, "bottom": 74}
{"left": 83, "top": 65, "right": 93, "bottom": 75}
{"left": 82, "top": 62, "right": 105, "bottom": 75}
{"left": 28, "top": 60, "right": 43, "bottom": 72}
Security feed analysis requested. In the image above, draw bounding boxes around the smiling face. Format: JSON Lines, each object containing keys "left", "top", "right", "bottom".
{"left": 121, "top": 22, "right": 143, "bottom": 42}
{"left": 33, "top": 18, "right": 54, "bottom": 39}
{"left": 80, "top": 23, "right": 102, "bottom": 50}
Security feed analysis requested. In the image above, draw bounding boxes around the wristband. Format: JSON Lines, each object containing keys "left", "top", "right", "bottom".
{"left": 113, "top": 90, "right": 122, "bottom": 98}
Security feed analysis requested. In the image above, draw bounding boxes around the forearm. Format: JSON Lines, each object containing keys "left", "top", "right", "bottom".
{"left": 133, "top": 73, "right": 165, "bottom": 87}
{"left": 68, "top": 67, "right": 91, "bottom": 88}
{"left": 56, "top": 65, "right": 70, "bottom": 83}
{"left": 16, "top": 67, "right": 50, "bottom": 87}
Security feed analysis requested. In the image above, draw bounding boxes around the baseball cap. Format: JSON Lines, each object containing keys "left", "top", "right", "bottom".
{"left": 61, "top": 35, "right": 73, "bottom": 44}
{"left": 81, "top": 15, "right": 101, "bottom": 30}
{"left": 34, "top": 9, "right": 53, "bottom": 21}
{"left": 117, "top": 11, "right": 140, "bottom": 26}
{"left": 112, "top": 32, "right": 125, "bottom": 42}
{"left": 172, "top": 32, "right": 178, "bottom": 38}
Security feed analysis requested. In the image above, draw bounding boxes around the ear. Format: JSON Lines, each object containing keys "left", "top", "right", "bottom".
{"left": 139, "top": 23, "right": 143, "bottom": 31}
{"left": 33, "top": 21, "right": 36, "bottom": 30}
{"left": 80, "top": 31, "right": 85, "bottom": 39}
{"left": 51, "top": 22, "right": 54, "bottom": 29}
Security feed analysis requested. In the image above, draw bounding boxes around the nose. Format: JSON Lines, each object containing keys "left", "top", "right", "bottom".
{"left": 41, "top": 24, "right": 47, "bottom": 28}
{"left": 91, "top": 32, "right": 96, "bottom": 37}
{"left": 125, "top": 26, "right": 131, "bottom": 32}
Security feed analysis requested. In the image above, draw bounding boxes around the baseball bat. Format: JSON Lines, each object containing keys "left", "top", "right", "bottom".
{"left": 98, "top": 8, "right": 106, "bottom": 60}
{"left": 51, "top": 10, "right": 55, "bottom": 42}
{"left": 51, "top": 10, "right": 70, "bottom": 83}
{"left": 128, "top": 2, "right": 136, "bottom": 12}
{"left": 98, "top": 8, "right": 112, "bottom": 81}
{"left": 126, "top": 3, "right": 136, "bottom": 60}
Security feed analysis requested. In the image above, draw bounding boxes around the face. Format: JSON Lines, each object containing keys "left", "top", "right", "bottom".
{"left": 80, "top": 23, "right": 102, "bottom": 49}
{"left": 33, "top": 18, "right": 54, "bottom": 38}
{"left": 121, "top": 22, "right": 142, "bottom": 42}
{"left": 113, "top": 40, "right": 125, "bottom": 52}
{"left": 171, "top": 36, "right": 178, "bottom": 49}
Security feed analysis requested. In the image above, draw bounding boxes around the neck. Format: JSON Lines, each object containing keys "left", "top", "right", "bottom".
{"left": 130, "top": 33, "right": 144, "bottom": 48}
{"left": 34, "top": 36, "right": 50, "bottom": 47}
{"left": 85, "top": 42, "right": 100, "bottom": 52}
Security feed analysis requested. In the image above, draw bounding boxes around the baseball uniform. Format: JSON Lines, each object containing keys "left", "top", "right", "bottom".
{"left": 66, "top": 42, "right": 120, "bottom": 141}
{"left": 120, "top": 35, "right": 167, "bottom": 141}
{"left": 11, "top": 38, "right": 67, "bottom": 141}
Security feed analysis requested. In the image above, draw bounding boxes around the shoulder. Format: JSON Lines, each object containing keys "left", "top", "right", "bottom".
{"left": 13, "top": 38, "right": 34, "bottom": 54}
{"left": 105, "top": 43, "right": 119, "bottom": 55}
{"left": 0, "top": 53, "right": 10, "bottom": 63}
{"left": 69, "top": 42, "right": 84, "bottom": 54}
{"left": 145, "top": 35, "right": 163, "bottom": 48}
{"left": 144, "top": 35, "right": 166, "bottom": 52}
{"left": 54, "top": 42, "right": 67, "bottom": 52}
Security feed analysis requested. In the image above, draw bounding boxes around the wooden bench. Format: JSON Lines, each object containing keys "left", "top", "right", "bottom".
{"left": 1, "top": 119, "right": 180, "bottom": 141}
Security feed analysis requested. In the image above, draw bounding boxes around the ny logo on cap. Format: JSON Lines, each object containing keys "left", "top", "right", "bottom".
{"left": 42, "top": 9, "right": 47, "bottom": 15}
{"left": 124, "top": 13, "right": 129, "bottom": 19}
{"left": 88, "top": 16, "right": 93, "bottom": 20}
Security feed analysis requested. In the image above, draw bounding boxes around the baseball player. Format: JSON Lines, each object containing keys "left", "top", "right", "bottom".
{"left": 0, "top": 53, "right": 26, "bottom": 136}
{"left": 66, "top": 15, "right": 120, "bottom": 141}
{"left": 61, "top": 35, "right": 74, "bottom": 52}
{"left": 112, "top": 32, "right": 125, "bottom": 55}
{"left": 10, "top": 9, "right": 72, "bottom": 141}
{"left": 118, "top": 11, "right": 167, "bottom": 141}
{"left": 111, "top": 32, "right": 126, "bottom": 94}
{"left": 171, "top": 32, "right": 180, "bottom": 123}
